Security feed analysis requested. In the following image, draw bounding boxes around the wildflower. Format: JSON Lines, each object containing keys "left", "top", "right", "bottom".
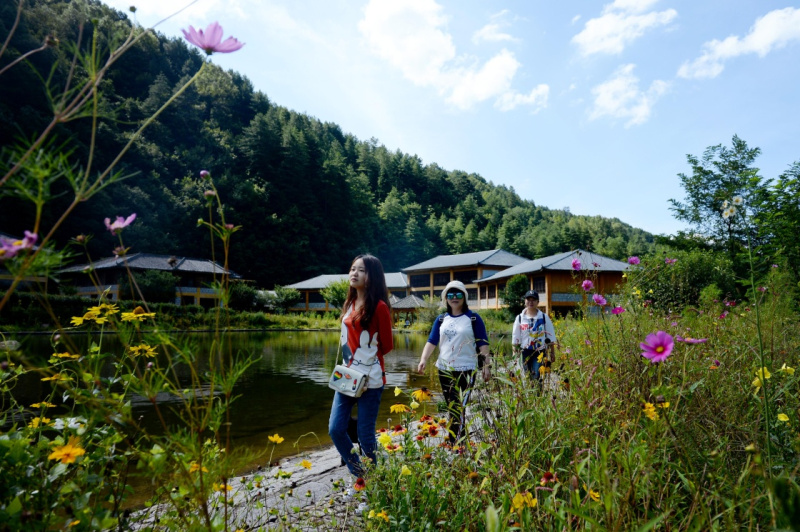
{"left": 104, "top": 213, "right": 137, "bottom": 235}
{"left": 400, "top": 465, "right": 412, "bottom": 476}
{"left": 28, "top": 416, "right": 51, "bottom": 428}
{"left": 70, "top": 311, "right": 100, "bottom": 326}
{"left": 52, "top": 352, "right": 79, "bottom": 359}
{"left": 31, "top": 402, "right": 56, "bottom": 408}
{"left": 640, "top": 331, "right": 674, "bottom": 363}
{"left": 200, "top": 170, "right": 211, "bottom": 179}
{"left": 426, "top": 425, "right": 439, "bottom": 437}
{"left": 89, "top": 303, "right": 119, "bottom": 316}
{"left": 732, "top": 196, "right": 743, "bottom": 205}
{"left": 665, "top": 258, "right": 677, "bottom": 265}
{"left": 581, "top": 280, "right": 594, "bottom": 291}
{"left": 203, "top": 190, "right": 216, "bottom": 198}
{"left": 589, "top": 489, "right": 601, "bottom": 502}
{"left": 390, "top": 404, "right": 410, "bottom": 414}
{"left": 777, "top": 413, "right": 789, "bottom": 422}
{"left": 385, "top": 443, "right": 402, "bottom": 453}
{"left": 722, "top": 206, "right": 736, "bottom": 219}
{"left": 0, "top": 230, "right": 37, "bottom": 260}
{"left": 411, "top": 388, "right": 433, "bottom": 401}
{"left": 353, "top": 477, "right": 367, "bottom": 491}
{"left": 592, "top": 294, "right": 607, "bottom": 306}
{"left": 511, "top": 491, "right": 537, "bottom": 510}
{"left": 611, "top": 306, "right": 625, "bottom": 315}
{"left": 772, "top": 264, "right": 779, "bottom": 268}
{"left": 48, "top": 437, "right": 86, "bottom": 464}
{"left": 628, "top": 256, "right": 640, "bottom": 265}
{"left": 41, "top": 373, "right": 71, "bottom": 382}
{"left": 69, "top": 520, "right": 80, "bottom": 527}
{"left": 540, "top": 472, "right": 555, "bottom": 485}
{"left": 391, "top": 424, "right": 407, "bottom": 435}
{"left": 121, "top": 306, "right": 156, "bottom": 322}
{"left": 182, "top": 22, "right": 245, "bottom": 55}
{"left": 300, "top": 459, "right": 312, "bottom": 470}
{"left": 378, "top": 433, "right": 392, "bottom": 446}
{"left": 394, "top": 386, "right": 402, "bottom": 396}
{"left": 189, "top": 462, "right": 209, "bottom": 473}
{"left": 643, "top": 402, "right": 658, "bottom": 420}
{"left": 268, "top": 434, "right": 285, "bottom": 444}
{"left": 675, "top": 336, "right": 708, "bottom": 344}
{"left": 757, "top": 286, "right": 767, "bottom": 292}
{"left": 128, "top": 344, "right": 158, "bottom": 357}
{"left": 779, "top": 363, "right": 795, "bottom": 375}
{"left": 376, "top": 427, "right": 389, "bottom": 434}
{"left": 410, "top": 400, "right": 420, "bottom": 410}
{"left": 214, "top": 483, "right": 233, "bottom": 492}
{"left": 719, "top": 311, "right": 728, "bottom": 320}
{"left": 755, "top": 367, "right": 771, "bottom": 381}
{"left": 710, "top": 360, "right": 721, "bottom": 370}
{"left": 571, "top": 258, "right": 581, "bottom": 271}
{"left": 369, "top": 509, "right": 389, "bottom": 521}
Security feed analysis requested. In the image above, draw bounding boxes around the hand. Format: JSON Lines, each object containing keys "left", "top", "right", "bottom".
{"left": 417, "top": 360, "right": 426, "bottom": 373}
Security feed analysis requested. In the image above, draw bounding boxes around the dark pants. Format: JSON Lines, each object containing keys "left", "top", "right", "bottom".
{"left": 522, "top": 349, "right": 545, "bottom": 382}
{"left": 438, "top": 370, "right": 475, "bottom": 444}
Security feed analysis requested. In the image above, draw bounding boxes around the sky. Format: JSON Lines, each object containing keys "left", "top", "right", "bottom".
{"left": 100, "top": 0, "right": 800, "bottom": 236}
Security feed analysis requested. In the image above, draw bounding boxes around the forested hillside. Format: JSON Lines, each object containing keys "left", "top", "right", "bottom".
{"left": 0, "top": 0, "right": 654, "bottom": 286}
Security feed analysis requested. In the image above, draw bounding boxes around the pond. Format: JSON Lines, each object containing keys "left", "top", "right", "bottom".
{"left": 7, "top": 331, "right": 436, "bottom": 500}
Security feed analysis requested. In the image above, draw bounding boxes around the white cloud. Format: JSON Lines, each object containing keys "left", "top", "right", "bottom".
{"left": 572, "top": 0, "right": 676, "bottom": 56}
{"left": 359, "top": 0, "right": 546, "bottom": 111}
{"left": 589, "top": 64, "right": 668, "bottom": 126}
{"left": 678, "top": 7, "right": 800, "bottom": 79}
{"left": 495, "top": 85, "right": 549, "bottom": 112}
{"left": 472, "top": 10, "right": 518, "bottom": 44}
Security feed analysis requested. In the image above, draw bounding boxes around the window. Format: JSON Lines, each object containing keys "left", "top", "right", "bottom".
{"left": 481, "top": 286, "right": 487, "bottom": 299}
{"left": 433, "top": 272, "right": 450, "bottom": 286}
{"left": 532, "top": 276, "right": 545, "bottom": 293}
{"left": 488, "top": 285, "right": 496, "bottom": 298}
{"left": 410, "top": 274, "right": 429, "bottom": 288}
{"left": 467, "top": 288, "right": 478, "bottom": 301}
{"left": 453, "top": 269, "right": 478, "bottom": 284}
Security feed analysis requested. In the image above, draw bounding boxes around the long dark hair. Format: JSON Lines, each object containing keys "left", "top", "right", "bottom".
{"left": 342, "top": 254, "right": 391, "bottom": 328}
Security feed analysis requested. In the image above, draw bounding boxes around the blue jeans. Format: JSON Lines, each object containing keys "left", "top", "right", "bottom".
{"left": 522, "top": 349, "right": 543, "bottom": 382}
{"left": 329, "top": 386, "right": 384, "bottom": 476}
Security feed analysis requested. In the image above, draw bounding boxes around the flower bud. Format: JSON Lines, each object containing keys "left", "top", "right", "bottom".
{"left": 200, "top": 170, "right": 210, "bottom": 179}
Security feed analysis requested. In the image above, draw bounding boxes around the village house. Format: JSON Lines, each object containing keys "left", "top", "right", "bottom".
{"left": 402, "top": 249, "right": 529, "bottom": 308}
{"left": 59, "top": 253, "right": 237, "bottom": 308}
{"left": 476, "top": 249, "right": 629, "bottom": 315}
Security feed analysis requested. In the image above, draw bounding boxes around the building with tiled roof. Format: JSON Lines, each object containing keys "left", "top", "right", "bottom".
{"left": 60, "top": 253, "right": 237, "bottom": 307}
{"left": 476, "top": 249, "right": 629, "bottom": 314}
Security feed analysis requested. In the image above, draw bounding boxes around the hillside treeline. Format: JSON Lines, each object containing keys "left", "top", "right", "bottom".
{"left": 0, "top": 0, "right": 653, "bottom": 286}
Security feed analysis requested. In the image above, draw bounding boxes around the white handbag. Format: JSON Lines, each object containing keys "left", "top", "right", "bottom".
{"left": 328, "top": 363, "right": 369, "bottom": 397}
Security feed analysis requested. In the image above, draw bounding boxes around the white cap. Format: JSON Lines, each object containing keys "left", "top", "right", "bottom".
{"left": 441, "top": 280, "right": 468, "bottom": 304}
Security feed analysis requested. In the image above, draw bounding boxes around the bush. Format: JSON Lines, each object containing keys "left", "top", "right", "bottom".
{"left": 501, "top": 274, "right": 529, "bottom": 316}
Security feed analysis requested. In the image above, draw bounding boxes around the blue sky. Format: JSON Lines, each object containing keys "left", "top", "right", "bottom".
{"left": 102, "top": 0, "right": 800, "bottom": 236}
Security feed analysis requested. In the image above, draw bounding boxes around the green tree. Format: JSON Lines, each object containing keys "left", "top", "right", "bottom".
{"left": 501, "top": 274, "right": 530, "bottom": 316}
{"left": 228, "top": 281, "right": 257, "bottom": 311}
{"left": 320, "top": 278, "right": 349, "bottom": 310}
{"left": 269, "top": 285, "right": 301, "bottom": 314}
{"left": 119, "top": 270, "right": 178, "bottom": 304}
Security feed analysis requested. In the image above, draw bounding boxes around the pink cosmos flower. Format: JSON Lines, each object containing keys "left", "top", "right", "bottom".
{"left": 592, "top": 294, "right": 607, "bottom": 306}
{"left": 676, "top": 336, "right": 708, "bottom": 344}
{"left": 640, "top": 331, "right": 674, "bottom": 363}
{"left": 581, "top": 280, "right": 594, "bottom": 291}
{"left": 757, "top": 286, "right": 767, "bottom": 292}
{"left": 571, "top": 258, "right": 581, "bottom": 271}
{"left": 628, "top": 256, "right": 640, "bottom": 265}
{"left": 665, "top": 258, "right": 677, "bottom": 265}
{"left": 104, "top": 214, "right": 136, "bottom": 235}
{"left": 182, "top": 22, "right": 244, "bottom": 55}
{"left": 719, "top": 311, "right": 728, "bottom": 320}
{"left": 611, "top": 306, "right": 625, "bottom": 315}
{"left": 0, "top": 230, "right": 37, "bottom": 260}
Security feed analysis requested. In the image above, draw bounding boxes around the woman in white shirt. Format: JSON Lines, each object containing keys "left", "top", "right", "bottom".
{"left": 417, "top": 281, "right": 490, "bottom": 444}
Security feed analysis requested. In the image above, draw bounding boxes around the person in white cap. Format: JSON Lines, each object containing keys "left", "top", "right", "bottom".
{"left": 417, "top": 280, "right": 490, "bottom": 444}
{"left": 512, "top": 290, "right": 556, "bottom": 386}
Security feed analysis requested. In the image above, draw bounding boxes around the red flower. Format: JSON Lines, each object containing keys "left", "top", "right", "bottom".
{"left": 353, "top": 477, "right": 366, "bottom": 491}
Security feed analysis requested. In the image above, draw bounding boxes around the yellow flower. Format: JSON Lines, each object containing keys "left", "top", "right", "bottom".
{"left": 300, "top": 459, "right": 312, "bottom": 470}
{"left": 31, "top": 402, "right": 56, "bottom": 408}
{"left": 400, "top": 465, "right": 412, "bottom": 476}
{"left": 268, "top": 434, "right": 284, "bottom": 444}
{"left": 752, "top": 377, "right": 762, "bottom": 389}
{"left": 777, "top": 413, "right": 789, "bottom": 422}
{"left": 70, "top": 311, "right": 99, "bottom": 326}
{"left": 779, "top": 363, "right": 795, "bottom": 376}
{"left": 189, "top": 462, "right": 208, "bottom": 473}
{"left": 755, "top": 367, "right": 771, "bottom": 380}
{"left": 411, "top": 388, "right": 433, "bottom": 402}
{"left": 410, "top": 401, "right": 420, "bottom": 410}
{"left": 643, "top": 402, "right": 658, "bottom": 421}
{"left": 48, "top": 437, "right": 86, "bottom": 464}
{"left": 213, "top": 483, "right": 233, "bottom": 492}
{"left": 394, "top": 386, "right": 402, "bottom": 396}
{"left": 511, "top": 491, "right": 537, "bottom": 510}
{"left": 41, "top": 373, "right": 71, "bottom": 382}
{"left": 589, "top": 489, "right": 600, "bottom": 502}
{"left": 657, "top": 402, "right": 670, "bottom": 409}
{"left": 89, "top": 303, "right": 119, "bottom": 316}
{"left": 69, "top": 520, "right": 81, "bottom": 527}
{"left": 128, "top": 344, "right": 158, "bottom": 357}
{"left": 373, "top": 510, "right": 389, "bottom": 522}
{"left": 52, "top": 352, "right": 79, "bottom": 359}
{"left": 390, "top": 404, "right": 410, "bottom": 414}
{"left": 121, "top": 306, "right": 156, "bottom": 322}
{"left": 378, "top": 433, "right": 392, "bottom": 446}
{"left": 28, "top": 416, "right": 51, "bottom": 428}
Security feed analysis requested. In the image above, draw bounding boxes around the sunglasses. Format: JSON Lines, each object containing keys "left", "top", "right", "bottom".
{"left": 446, "top": 292, "right": 465, "bottom": 300}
